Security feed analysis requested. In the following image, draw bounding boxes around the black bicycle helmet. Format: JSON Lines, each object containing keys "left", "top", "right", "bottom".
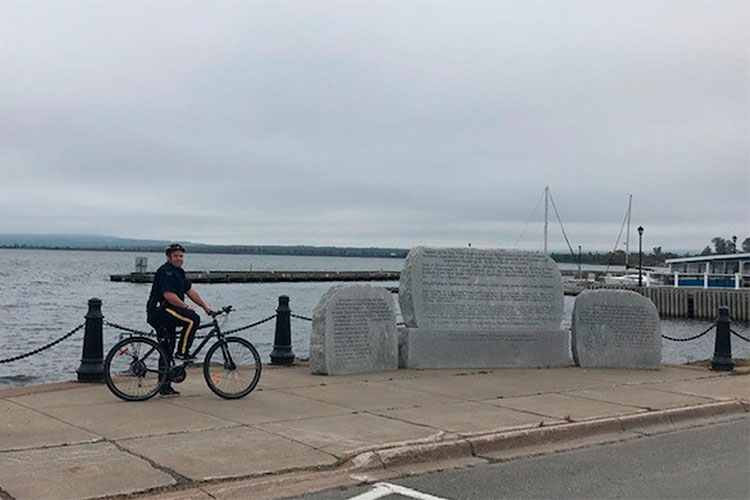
{"left": 165, "top": 243, "right": 186, "bottom": 256}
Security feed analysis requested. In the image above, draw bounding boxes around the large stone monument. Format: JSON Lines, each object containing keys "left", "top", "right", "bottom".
{"left": 310, "top": 285, "right": 398, "bottom": 375}
{"left": 571, "top": 289, "right": 661, "bottom": 369}
{"left": 398, "top": 247, "right": 569, "bottom": 368}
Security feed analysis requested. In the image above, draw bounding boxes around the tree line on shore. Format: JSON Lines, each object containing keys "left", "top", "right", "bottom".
{"left": 552, "top": 235, "right": 750, "bottom": 267}
{"left": 2, "top": 235, "right": 747, "bottom": 264}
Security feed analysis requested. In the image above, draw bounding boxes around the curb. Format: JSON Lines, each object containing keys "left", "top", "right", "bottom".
{"left": 347, "top": 400, "right": 749, "bottom": 471}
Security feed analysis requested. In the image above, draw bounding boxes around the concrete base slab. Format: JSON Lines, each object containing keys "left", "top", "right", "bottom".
{"left": 487, "top": 393, "right": 645, "bottom": 422}
{"left": 258, "top": 365, "right": 355, "bottom": 389}
{"left": 119, "top": 426, "right": 337, "bottom": 481}
{"left": 8, "top": 385, "right": 116, "bottom": 409}
{"left": 572, "top": 366, "right": 723, "bottom": 384}
{"left": 388, "top": 369, "right": 612, "bottom": 400}
{"left": 568, "top": 385, "right": 716, "bottom": 410}
{"left": 167, "top": 389, "right": 353, "bottom": 425}
{"left": 257, "top": 412, "right": 447, "bottom": 459}
{"left": 0, "top": 400, "right": 99, "bottom": 451}
{"left": 0, "top": 442, "right": 174, "bottom": 500}
{"left": 280, "top": 381, "right": 461, "bottom": 411}
{"left": 41, "top": 400, "right": 238, "bottom": 439}
{"left": 375, "top": 401, "right": 562, "bottom": 435}
{"left": 645, "top": 375, "right": 750, "bottom": 401}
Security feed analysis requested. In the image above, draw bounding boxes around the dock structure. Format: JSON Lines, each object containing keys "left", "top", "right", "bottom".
{"left": 566, "top": 283, "right": 750, "bottom": 322}
{"left": 110, "top": 270, "right": 400, "bottom": 284}
{"left": 639, "top": 286, "right": 750, "bottom": 322}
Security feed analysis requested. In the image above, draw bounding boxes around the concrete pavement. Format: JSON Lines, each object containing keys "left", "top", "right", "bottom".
{"left": 0, "top": 363, "right": 748, "bottom": 500}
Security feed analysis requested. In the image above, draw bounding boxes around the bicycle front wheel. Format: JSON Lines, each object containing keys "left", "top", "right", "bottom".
{"left": 203, "top": 337, "right": 261, "bottom": 399}
{"left": 105, "top": 336, "right": 168, "bottom": 401}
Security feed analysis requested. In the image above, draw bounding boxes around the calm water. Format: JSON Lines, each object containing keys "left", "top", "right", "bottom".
{"left": 0, "top": 249, "right": 747, "bottom": 389}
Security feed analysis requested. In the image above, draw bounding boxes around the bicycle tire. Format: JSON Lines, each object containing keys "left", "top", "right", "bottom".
{"left": 104, "top": 336, "right": 168, "bottom": 402}
{"left": 203, "top": 336, "right": 262, "bottom": 399}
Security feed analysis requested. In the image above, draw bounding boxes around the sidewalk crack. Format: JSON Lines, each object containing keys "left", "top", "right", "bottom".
{"left": 107, "top": 439, "right": 193, "bottom": 487}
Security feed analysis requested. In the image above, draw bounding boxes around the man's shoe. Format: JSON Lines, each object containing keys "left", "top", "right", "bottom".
{"left": 159, "top": 386, "right": 180, "bottom": 397}
{"left": 174, "top": 352, "right": 196, "bottom": 362}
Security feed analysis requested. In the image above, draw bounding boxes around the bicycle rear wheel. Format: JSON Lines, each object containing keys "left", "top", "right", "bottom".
{"left": 105, "top": 336, "right": 168, "bottom": 401}
{"left": 203, "top": 337, "right": 261, "bottom": 399}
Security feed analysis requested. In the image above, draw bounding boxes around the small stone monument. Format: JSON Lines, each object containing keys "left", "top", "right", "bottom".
{"left": 310, "top": 285, "right": 398, "bottom": 375}
{"left": 398, "top": 247, "right": 569, "bottom": 368}
{"left": 571, "top": 289, "right": 661, "bottom": 369}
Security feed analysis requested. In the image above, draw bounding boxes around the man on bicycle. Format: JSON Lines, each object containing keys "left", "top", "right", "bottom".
{"left": 147, "top": 243, "right": 213, "bottom": 396}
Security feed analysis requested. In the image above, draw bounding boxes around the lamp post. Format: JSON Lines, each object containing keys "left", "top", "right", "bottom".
{"left": 578, "top": 245, "right": 582, "bottom": 279}
{"left": 637, "top": 226, "right": 644, "bottom": 287}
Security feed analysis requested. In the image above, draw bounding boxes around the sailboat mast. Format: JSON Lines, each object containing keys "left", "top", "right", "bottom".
{"left": 624, "top": 194, "right": 632, "bottom": 267}
{"left": 544, "top": 186, "right": 549, "bottom": 254}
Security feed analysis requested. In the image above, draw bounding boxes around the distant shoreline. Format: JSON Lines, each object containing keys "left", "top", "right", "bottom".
{"left": 0, "top": 245, "right": 409, "bottom": 259}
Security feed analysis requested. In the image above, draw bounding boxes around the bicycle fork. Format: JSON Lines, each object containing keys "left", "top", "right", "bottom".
{"left": 219, "top": 340, "right": 237, "bottom": 371}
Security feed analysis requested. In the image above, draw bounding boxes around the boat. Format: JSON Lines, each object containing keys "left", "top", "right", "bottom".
{"left": 664, "top": 253, "right": 750, "bottom": 288}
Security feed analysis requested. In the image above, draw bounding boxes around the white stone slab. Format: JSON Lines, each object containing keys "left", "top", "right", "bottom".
{"left": 310, "top": 285, "right": 398, "bottom": 375}
{"left": 571, "top": 289, "right": 661, "bottom": 369}
{"left": 398, "top": 247, "right": 569, "bottom": 368}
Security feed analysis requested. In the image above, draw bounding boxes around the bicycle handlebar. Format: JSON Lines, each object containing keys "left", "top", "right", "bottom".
{"left": 209, "top": 305, "right": 233, "bottom": 318}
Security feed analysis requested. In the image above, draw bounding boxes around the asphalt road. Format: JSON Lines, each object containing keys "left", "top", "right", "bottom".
{"left": 290, "top": 417, "right": 750, "bottom": 500}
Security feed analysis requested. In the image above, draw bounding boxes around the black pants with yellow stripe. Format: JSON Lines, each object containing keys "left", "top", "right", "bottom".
{"left": 150, "top": 305, "right": 201, "bottom": 357}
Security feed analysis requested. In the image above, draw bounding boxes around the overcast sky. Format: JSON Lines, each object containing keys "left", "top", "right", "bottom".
{"left": 1, "top": 0, "right": 748, "bottom": 252}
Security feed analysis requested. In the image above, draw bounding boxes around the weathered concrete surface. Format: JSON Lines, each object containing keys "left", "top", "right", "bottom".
{"left": 0, "top": 363, "right": 746, "bottom": 500}
{"left": 386, "top": 368, "right": 615, "bottom": 399}
{"left": 567, "top": 385, "right": 715, "bottom": 410}
{"left": 167, "top": 389, "right": 352, "bottom": 425}
{"left": 40, "top": 399, "right": 238, "bottom": 440}
{"left": 0, "top": 442, "right": 174, "bottom": 500}
{"left": 279, "top": 380, "right": 461, "bottom": 410}
{"left": 488, "top": 392, "right": 646, "bottom": 422}
{"left": 0, "top": 400, "right": 99, "bottom": 451}
{"left": 256, "top": 412, "right": 446, "bottom": 458}
{"left": 119, "top": 427, "right": 337, "bottom": 481}
{"left": 374, "top": 401, "right": 563, "bottom": 435}
{"left": 644, "top": 375, "right": 750, "bottom": 401}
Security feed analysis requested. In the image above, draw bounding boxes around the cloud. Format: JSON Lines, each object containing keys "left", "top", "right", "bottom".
{"left": 0, "top": 0, "right": 748, "bottom": 251}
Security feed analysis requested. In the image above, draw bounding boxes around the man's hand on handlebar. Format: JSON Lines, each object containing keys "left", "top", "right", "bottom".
{"left": 203, "top": 305, "right": 214, "bottom": 316}
{"left": 208, "top": 305, "right": 232, "bottom": 318}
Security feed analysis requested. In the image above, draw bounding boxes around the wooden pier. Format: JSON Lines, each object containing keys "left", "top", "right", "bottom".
{"left": 638, "top": 287, "right": 750, "bottom": 322}
{"left": 110, "top": 270, "right": 400, "bottom": 284}
{"left": 565, "top": 283, "right": 750, "bottom": 322}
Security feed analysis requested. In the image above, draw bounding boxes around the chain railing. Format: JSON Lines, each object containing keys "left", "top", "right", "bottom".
{"left": 730, "top": 328, "right": 750, "bottom": 343}
{"left": 661, "top": 322, "right": 717, "bottom": 342}
{"left": 290, "top": 313, "right": 312, "bottom": 322}
{"left": 0, "top": 323, "right": 84, "bottom": 364}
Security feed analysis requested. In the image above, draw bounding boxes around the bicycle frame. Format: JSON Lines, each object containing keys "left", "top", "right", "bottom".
{"left": 135, "top": 312, "right": 234, "bottom": 375}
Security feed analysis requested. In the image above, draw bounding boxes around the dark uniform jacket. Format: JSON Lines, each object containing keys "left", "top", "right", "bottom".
{"left": 147, "top": 262, "right": 192, "bottom": 320}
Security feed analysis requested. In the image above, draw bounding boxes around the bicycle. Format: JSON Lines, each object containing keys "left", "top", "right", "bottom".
{"left": 104, "top": 306, "right": 262, "bottom": 401}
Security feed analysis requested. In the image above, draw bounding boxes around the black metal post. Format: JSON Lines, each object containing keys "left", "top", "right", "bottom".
{"left": 578, "top": 245, "right": 582, "bottom": 279}
{"left": 77, "top": 298, "right": 104, "bottom": 382}
{"left": 270, "top": 295, "right": 295, "bottom": 365}
{"left": 637, "top": 226, "right": 644, "bottom": 287}
{"left": 710, "top": 306, "right": 734, "bottom": 371}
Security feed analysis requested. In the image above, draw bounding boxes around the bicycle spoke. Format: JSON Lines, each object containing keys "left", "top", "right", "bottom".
{"left": 105, "top": 337, "right": 166, "bottom": 401}
{"left": 204, "top": 338, "right": 260, "bottom": 399}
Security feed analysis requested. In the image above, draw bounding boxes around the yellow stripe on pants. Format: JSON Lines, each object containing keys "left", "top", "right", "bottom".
{"left": 165, "top": 308, "right": 195, "bottom": 355}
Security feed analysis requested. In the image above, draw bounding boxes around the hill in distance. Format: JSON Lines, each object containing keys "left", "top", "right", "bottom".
{"left": 0, "top": 234, "right": 409, "bottom": 258}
